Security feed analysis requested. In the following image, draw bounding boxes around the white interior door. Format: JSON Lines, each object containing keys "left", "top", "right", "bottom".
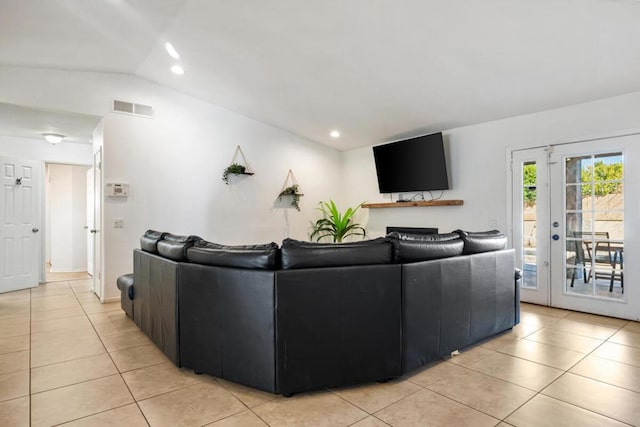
{"left": 86, "top": 167, "right": 94, "bottom": 276}
{"left": 0, "top": 156, "right": 41, "bottom": 293}
{"left": 549, "top": 135, "right": 638, "bottom": 320}
{"left": 512, "top": 148, "right": 550, "bottom": 305}
{"left": 92, "top": 150, "right": 102, "bottom": 298}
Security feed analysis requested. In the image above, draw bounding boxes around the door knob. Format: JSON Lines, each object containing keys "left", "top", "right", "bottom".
{"left": 552, "top": 234, "right": 560, "bottom": 241}
{"left": 32, "top": 228, "right": 39, "bottom": 233}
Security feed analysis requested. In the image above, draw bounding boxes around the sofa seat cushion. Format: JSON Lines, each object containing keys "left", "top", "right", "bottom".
{"left": 117, "top": 273, "right": 134, "bottom": 319}
{"left": 187, "top": 240, "right": 279, "bottom": 270}
{"left": 157, "top": 233, "right": 201, "bottom": 261}
{"left": 454, "top": 230, "right": 507, "bottom": 254}
{"left": 387, "top": 232, "right": 463, "bottom": 263}
{"left": 280, "top": 238, "right": 393, "bottom": 269}
{"left": 140, "top": 229, "right": 166, "bottom": 254}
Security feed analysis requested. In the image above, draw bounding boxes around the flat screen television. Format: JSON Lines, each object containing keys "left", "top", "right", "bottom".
{"left": 372, "top": 132, "right": 449, "bottom": 193}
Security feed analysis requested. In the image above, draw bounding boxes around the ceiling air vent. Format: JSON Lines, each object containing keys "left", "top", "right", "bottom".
{"left": 112, "top": 99, "right": 154, "bottom": 118}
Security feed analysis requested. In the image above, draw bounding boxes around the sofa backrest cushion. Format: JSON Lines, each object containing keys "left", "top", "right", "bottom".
{"left": 157, "top": 233, "right": 200, "bottom": 261}
{"left": 140, "top": 229, "right": 166, "bottom": 254}
{"left": 386, "top": 232, "right": 463, "bottom": 263}
{"left": 280, "top": 238, "right": 393, "bottom": 269}
{"left": 187, "top": 240, "right": 279, "bottom": 270}
{"left": 454, "top": 229, "right": 507, "bottom": 254}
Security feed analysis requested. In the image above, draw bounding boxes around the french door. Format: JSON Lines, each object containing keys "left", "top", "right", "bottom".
{"left": 512, "top": 134, "right": 639, "bottom": 320}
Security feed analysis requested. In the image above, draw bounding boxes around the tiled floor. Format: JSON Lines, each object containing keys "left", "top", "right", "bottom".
{"left": 1, "top": 281, "right": 640, "bottom": 426}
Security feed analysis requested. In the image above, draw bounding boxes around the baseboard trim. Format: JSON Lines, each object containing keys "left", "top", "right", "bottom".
{"left": 101, "top": 296, "right": 120, "bottom": 304}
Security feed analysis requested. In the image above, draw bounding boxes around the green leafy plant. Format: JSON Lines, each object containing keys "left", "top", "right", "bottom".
{"left": 222, "top": 163, "right": 246, "bottom": 185}
{"left": 279, "top": 185, "right": 302, "bottom": 211}
{"left": 310, "top": 200, "right": 366, "bottom": 243}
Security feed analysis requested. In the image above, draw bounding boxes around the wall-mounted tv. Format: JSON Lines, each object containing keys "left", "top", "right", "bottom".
{"left": 372, "top": 132, "right": 449, "bottom": 194}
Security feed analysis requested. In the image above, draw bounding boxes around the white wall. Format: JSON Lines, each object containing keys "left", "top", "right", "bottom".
{"left": 0, "top": 135, "right": 92, "bottom": 165}
{"left": 0, "top": 66, "right": 343, "bottom": 300}
{"left": 47, "top": 164, "right": 89, "bottom": 272}
{"left": 343, "top": 91, "right": 640, "bottom": 237}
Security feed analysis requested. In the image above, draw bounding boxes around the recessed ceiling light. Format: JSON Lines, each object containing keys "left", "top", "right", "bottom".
{"left": 43, "top": 133, "right": 65, "bottom": 144}
{"left": 171, "top": 65, "right": 185, "bottom": 75}
{"left": 165, "top": 42, "right": 180, "bottom": 60}
{"left": 330, "top": 130, "right": 340, "bottom": 139}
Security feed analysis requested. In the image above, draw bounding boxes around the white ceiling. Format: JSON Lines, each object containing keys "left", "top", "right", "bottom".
{"left": 0, "top": 103, "right": 101, "bottom": 144}
{"left": 2, "top": 0, "right": 640, "bottom": 150}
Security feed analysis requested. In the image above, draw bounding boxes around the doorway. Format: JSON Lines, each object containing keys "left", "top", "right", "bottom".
{"left": 45, "top": 163, "right": 92, "bottom": 282}
{"left": 511, "top": 134, "right": 638, "bottom": 320}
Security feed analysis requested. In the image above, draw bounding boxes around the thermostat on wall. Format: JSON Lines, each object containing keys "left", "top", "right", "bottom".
{"left": 106, "top": 183, "right": 129, "bottom": 197}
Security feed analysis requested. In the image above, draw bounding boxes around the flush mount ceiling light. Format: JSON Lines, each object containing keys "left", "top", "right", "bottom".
{"left": 171, "top": 65, "right": 185, "bottom": 75}
{"left": 43, "top": 133, "right": 65, "bottom": 144}
{"left": 330, "top": 130, "right": 341, "bottom": 139}
{"left": 165, "top": 42, "right": 180, "bottom": 60}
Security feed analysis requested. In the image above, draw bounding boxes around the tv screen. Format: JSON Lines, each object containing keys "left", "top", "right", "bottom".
{"left": 372, "top": 132, "right": 449, "bottom": 193}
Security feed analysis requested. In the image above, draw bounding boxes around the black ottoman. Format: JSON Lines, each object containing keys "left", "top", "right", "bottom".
{"left": 117, "top": 274, "right": 134, "bottom": 319}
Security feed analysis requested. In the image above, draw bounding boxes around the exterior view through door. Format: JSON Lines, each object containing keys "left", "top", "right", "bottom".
{"left": 512, "top": 134, "right": 639, "bottom": 320}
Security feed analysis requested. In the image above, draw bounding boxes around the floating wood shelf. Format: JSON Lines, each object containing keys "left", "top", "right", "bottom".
{"left": 362, "top": 200, "right": 464, "bottom": 209}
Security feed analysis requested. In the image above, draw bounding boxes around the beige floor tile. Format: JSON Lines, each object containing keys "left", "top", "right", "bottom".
{"left": 0, "top": 350, "right": 29, "bottom": 375}
{"left": 90, "top": 314, "right": 138, "bottom": 337}
{"left": 74, "top": 292, "right": 99, "bottom": 304}
{"left": 31, "top": 306, "right": 85, "bottom": 322}
{"left": 31, "top": 331, "right": 105, "bottom": 367}
{"left": 620, "top": 321, "right": 640, "bottom": 334}
{"left": 480, "top": 332, "right": 521, "bottom": 351}
{"left": 100, "top": 330, "right": 153, "bottom": 352}
{"left": 524, "top": 328, "right": 603, "bottom": 353}
{"left": 570, "top": 354, "right": 640, "bottom": 393}
{"left": 216, "top": 378, "right": 279, "bottom": 408}
{"left": 31, "top": 294, "right": 81, "bottom": 312}
{"left": 608, "top": 329, "right": 640, "bottom": 349}
{"left": 349, "top": 416, "right": 389, "bottom": 427}
{"left": 110, "top": 344, "right": 169, "bottom": 372}
{"left": 0, "top": 334, "right": 29, "bottom": 355}
{"left": 563, "top": 312, "right": 627, "bottom": 329}
{"left": 0, "top": 396, "right": 29, "bottom": 427}
{"left": 31, "top": 353, "right": 118, "bottom": 393}
{"left": 447, "top": 345, "right": 496, "bottom": 366}
{"left": 498, "top": 339, "right": 586, "bottom": 370}
{"left": 69, "top": 279, "right": 93, "bottom": 293}
{"left": 0, "top": 289, "right": 31, "bottom": 302}
{"left": 405, "top": 360, "right": 465, "bottom": 388}
{"left": 424, "top": 364, "right": 535, "bottom": 419}
{"left": 511, "top": 322, "right": 543, "bottom": 338}
{"left": 591, "top": 342, "right": 640, "bottom": 367}
{"left": 0, "top": 370, "right": 29, "bottom": 402}
{"left": 31, "top": 374, "right": 134, "bottom": 427}
{"left": 31, "top": 315, "right": 92, "bottom": 335}
{"left": 81, "top": 301, "right": 121, "bottom": 314}
{"left": 332, "top": 379, "right": 422, "bottom": 413}
{"left": 122, "top": 361, "right": 203, "bottom": 400}
{"left": 0, "top": 316, "right": 30, "bottom": 339}
{"left": 0, "top": 302, "right": 30, "bottom": 319}
{"left": 31, "top": 283, "right": 73, "bottom": 298}
{"left": 467, "top": 352, "right": 563, "bottom": 391}
{"left": 46, "top": 271, "right": 91, "bottom": 283}
{"left": 545, "top": 318, "right": 618, "bottom": 340}
{"left": 520, "top": 303, "right": 571, "bottom": 318}
{"left": 520, "top": 312, "right": 561, "bottom": 327}
{"left": 253, "top": 390, "right": 367, "bottom": 427}
{"left": 59, "top": 403, "right": 148, "bottom": 427}
{"left": 506, "top": 394, "right": 627, "bottom": 427}
{"left": 375, "top": 388, "right": 498, "bottom": 427}
{"left": 139, "top": 380, "right": 246, "bottom": 427}
{"left": 542, "top": 373, "right": 640, "bottom": 425}
{"left": 205, "top": 410, "right": 268, "bottom": 427}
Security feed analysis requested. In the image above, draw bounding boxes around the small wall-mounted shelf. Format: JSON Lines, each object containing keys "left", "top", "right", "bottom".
{"left": 362, "top": 200, "right": 464, "bottom": 209}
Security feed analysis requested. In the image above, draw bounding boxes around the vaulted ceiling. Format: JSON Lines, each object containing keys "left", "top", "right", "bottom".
{"left": 2, "top": 0, "right": 640, "bottom": 150}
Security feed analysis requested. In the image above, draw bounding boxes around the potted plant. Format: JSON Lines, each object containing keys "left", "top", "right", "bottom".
{"left": 279, "top": 185, "right": 302, "bottom": 211}
{"left": 222, "top": 163, "right": 246, "bottom": 185}
{"left": 310, "top": 200, "right": 366, "bottom": 242}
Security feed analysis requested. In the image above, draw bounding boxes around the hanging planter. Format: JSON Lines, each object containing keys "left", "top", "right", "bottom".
{"left": 222, "top": 145, "right": 254, "bottom": 185}
{"left": 278, "top": 169, "right": 303, "bottom": 211}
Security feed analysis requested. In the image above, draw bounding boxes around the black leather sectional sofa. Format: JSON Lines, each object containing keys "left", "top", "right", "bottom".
{"left": 121, "top": 229, "right": 520, "bottom": 396}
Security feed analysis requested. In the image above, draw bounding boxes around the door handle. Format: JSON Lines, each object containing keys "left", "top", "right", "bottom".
{"left": 90, "top": 229, "right": 97, "bottom": 234}
{"left": 32, "top": 228, "right": 39, "bottom": 233}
